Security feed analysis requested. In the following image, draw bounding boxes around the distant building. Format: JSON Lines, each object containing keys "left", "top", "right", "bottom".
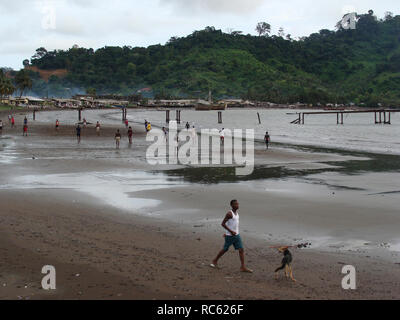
{"left": 9, "top": 96, "right": 45, "bottom": 107}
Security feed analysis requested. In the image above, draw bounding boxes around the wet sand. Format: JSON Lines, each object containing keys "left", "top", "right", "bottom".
{"left": 1, "top": 110, "right": 400, "bottom": 299}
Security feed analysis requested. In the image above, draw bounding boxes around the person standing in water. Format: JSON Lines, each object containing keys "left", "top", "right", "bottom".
{"left": 127, "top": 126, "right": 133, "bottom": 144}
{"left": 219, "top": 128, "right": 225, "bottom": 144}
{"left": 11, "top": 116, "right": 15, "bottom": 127}
{"left": 125, "top": 118, "right": 129, "bottom": 128}
{"left": 76, "top": 124, "right": 81, "bottom": 144}
{"left": 95, "top": 121, "right": 100, "bottom": 136}
{"left": 55, "top": 119, "right": 60, "bottom": 131}
{"left": 115, "top": 129, "right": 121, "bottom": 149}
{"left": 185, "top": 122, "right": 190, "bottom": 130}
{"left": 264, "top": 131, "right": 270, "bottom": 149}
{"left": 210, "top": 199, "right": 253, "bottom": 273}
{"left": 23, "top": 123, "right": 28, "bottom": 136}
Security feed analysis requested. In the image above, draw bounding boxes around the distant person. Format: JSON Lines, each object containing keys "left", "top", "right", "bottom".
{"left": 264, "top": 131, "right": 270, "bottom": 149}
{"left": 0, "top": 119, "right": 3, "bottom": 133}
{"left": 146, "top": 122, "right": 151, "bottom": 132}
{"left": 23, "top": 116, "right": 28, "bottom": 126}
{"left": 11, "top": 116, "right": 15, "bottom": 127}
{"left": 76, "top": 124, "right": 81, "bottom": 144}
{"left": 125, "top": 119, "right": 129, "bottom": 128}
{"left": 8, "top": 114, "right": 11, "bottom": 123}
{"left": 115, "top": 129, "right": 121, "bottom": 148}
{"left": 162, "top": 127, "right": 168, "bottom": 140}
{"left": 210, "top": 199, "right": 253, "bottom": 273}
{"left": 55, "top": 119, "right": 60, "bottom": 131}
{"left": 144, "top": 120, "right": 148, "bottom": 131}
{"left": 127, "top": 126, "right": 133, "bottom": 144}
{"left": 185, "top": 122, "right": 190, "bottom": 130}
{"left": 83, "top": 118, "right": 87, "bottom": 127}
{"left": 23, "top": 124, "right": 28, "bottom": 136}
{"left": 95, "top": 121, "right": 100, "bottom": 136}
{"left": 219, "top": 128, "right": 225, "bottom": 143}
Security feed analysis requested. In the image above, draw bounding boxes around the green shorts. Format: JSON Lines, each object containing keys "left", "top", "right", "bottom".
{"left": 223, "top": 234, "right": 243, "bottom": 251}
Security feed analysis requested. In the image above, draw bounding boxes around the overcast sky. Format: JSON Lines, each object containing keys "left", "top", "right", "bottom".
{"left": 0, "top": 0, "right": 398, "bottom": 69}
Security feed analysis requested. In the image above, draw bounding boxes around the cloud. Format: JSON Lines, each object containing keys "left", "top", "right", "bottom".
{"left": 160, "top": 0, "right": 266, "bottom": 14}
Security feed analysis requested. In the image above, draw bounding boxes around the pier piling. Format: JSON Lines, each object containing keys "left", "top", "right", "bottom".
{"left": 218, "top": 111, "right": 222, "bottom": 124}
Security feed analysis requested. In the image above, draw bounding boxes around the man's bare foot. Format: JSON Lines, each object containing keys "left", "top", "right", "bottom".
{"left": 240, "top": 267, "right": 253, "bottom": 273}
{"left": 210, "top": 262, "right": 219, "bottom": 269}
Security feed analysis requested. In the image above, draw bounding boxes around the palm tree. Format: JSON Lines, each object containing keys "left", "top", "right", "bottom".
{"left": 14, "top": 70, "right": 32, "bottom": 98}
{"left": 0, "top": 71, "right": 15, "bottom": 98}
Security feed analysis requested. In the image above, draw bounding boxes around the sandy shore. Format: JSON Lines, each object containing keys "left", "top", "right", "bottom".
{"left": 2, "top": 188, "right": 400, "bottom": 300}
{"left": 1, "top": 110, "right": 400, "bottom": 299}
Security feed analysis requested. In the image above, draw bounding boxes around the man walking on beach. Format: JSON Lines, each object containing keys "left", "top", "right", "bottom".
{"left": 76, "top": 124, "right": 81, "bottom": 144}
{"left": 264, "top": 131, "right": 270, "bottom": 149}
{"left": 210, "top": 200, "right": 253, "bottom": 273}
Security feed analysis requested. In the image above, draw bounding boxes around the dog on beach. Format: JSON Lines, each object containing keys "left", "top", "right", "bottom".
{"left": 271, "top": 243, "right": 310, "bottom": 282}
{"left": 274, "top": 246, "right": 296, "bottom": 282}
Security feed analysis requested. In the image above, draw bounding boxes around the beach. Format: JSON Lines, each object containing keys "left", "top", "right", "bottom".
{"left": 1, "top": 109, "right": 400, "bottom": 300}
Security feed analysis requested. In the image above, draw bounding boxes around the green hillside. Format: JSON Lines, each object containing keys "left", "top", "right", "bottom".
{"left": 16, "top": 11, "right": 400, "bottom": 106}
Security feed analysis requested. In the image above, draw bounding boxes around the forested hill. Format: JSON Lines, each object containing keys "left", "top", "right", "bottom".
{"left": 22, "top": 11, "right": 400, "bottom": 105}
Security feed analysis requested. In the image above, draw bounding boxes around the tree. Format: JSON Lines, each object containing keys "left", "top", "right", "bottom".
{"left": 384, "top": 11, "right": 394, "bottom": 21}
{"left": 23, "top": 59, "right": 30, "bottom": 67}
{"left": 14, "top": 70, "right": 32, "bottom": 97}
{"left": 231, "top": 30, "right": 243, "bottom": 36}
{"left": 255, "top": 22, "right": 271, "bottom": 37}
{"left": 0, "top": 70, "right": 15, "bottom": 98}
{"left": 86, "top": 87, "right": 96, "bottom": 96}
{"left": 278, "top": 27, "right": 285, "bottom": 38}
{"left": 32, "top": 47, "right": 48, "bottom": 60}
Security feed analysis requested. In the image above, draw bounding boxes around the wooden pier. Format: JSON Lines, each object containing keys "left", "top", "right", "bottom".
{"left": 291, "top": 109, "right": 399, "bottom": 125}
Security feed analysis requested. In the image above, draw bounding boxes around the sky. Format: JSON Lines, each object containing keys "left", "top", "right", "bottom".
{"left": 0, "top": 0, "right": 398, "bottom": 70}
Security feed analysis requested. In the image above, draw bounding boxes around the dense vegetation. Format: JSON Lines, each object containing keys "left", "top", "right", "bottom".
{"left": 12, "top": 10, "right": 400, "bottom": 106}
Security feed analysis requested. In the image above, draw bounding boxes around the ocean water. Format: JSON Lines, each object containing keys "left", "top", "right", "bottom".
{"left": 36, "top": 108, "right": 400, "bottom": 155}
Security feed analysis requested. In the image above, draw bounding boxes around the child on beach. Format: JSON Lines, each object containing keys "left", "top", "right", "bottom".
{"left": 55, "top": 119, "right": 59, "bottom": 131}
{"left": 96, "top": 121, "right": 100, "bottom": 136}
{"left": 219, "top": 128, "right": 225, "bottom": 143}
{"left": 264, "top": 131, "right": 270, "bottom": 149}
{"left": 115, "top": 129, "right": 121, "bottom": 148}
{"left": 76, "top": 124, "right": 81, "bottom": 144}
{"left": 23, "top": 124, "right": 28, "bottom": 136}
{"left": 11, "top": 116, "right": 15, "bottom": 127}
{"left": 127, "top": 126, "right": 133, "bottom": 144}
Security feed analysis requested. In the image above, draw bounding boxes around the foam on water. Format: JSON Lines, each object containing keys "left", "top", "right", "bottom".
{"left": 7, "top": 171, "right": 187, "bottom": 213}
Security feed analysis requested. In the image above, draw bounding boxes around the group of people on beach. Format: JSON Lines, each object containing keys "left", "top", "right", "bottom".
{"left": 2, "top": 115, "right": 28, "bottom": 136}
